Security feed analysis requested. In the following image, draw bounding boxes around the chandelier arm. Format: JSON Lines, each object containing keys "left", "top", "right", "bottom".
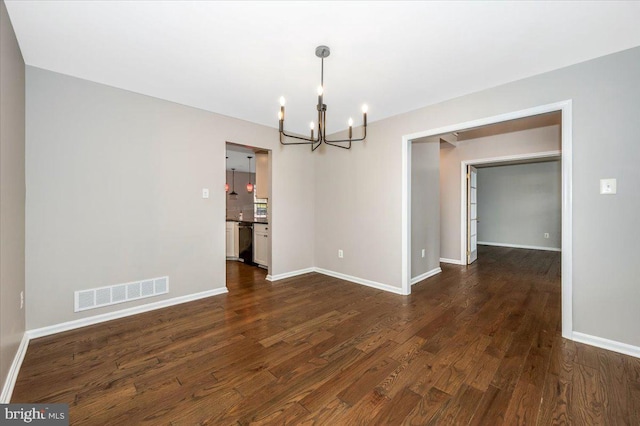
{"left": 324, "top": 141, "right": 351, "bottom": 149}
{"left": 324, "top": 136, "right": 365, "bottom": 143}
{"left": 324, "top": 125, "right": 367, "bottom": 144}
{"left": 312, "top": 126, "right": 323, "bottom": 151}
{"left": 280, "top": 130, "right": 318, "bottom": 145}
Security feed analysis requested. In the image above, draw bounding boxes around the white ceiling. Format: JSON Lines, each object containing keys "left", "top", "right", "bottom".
{"left": 456, "top": 111, "right": 561, "bottom": 141}
{"left": 226, "top": 143, "right": 259, "bottom": 173}
{"left": 6, "top": 1, "right": 640, "bottom": 135}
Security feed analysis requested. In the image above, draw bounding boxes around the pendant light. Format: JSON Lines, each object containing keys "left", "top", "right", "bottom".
{"left": 229, "top": 168, "right": 238, "bottom": 200}
{"left": 225, "top": 156, "right": 229, "bottom": 192}
{"left": 246, "top": 156, "right": 254, "bottom": 193}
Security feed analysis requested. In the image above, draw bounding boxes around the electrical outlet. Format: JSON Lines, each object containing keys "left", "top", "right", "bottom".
{"left": 338, "top": 249, "right": 344, "bottom": 258}
{"left": 544, "top": 233, "right": 549, "bottom": 239}
{"left": 20, "top": 291, "right": 24, "bottom": 309}
{"left": 421, "top": 249, "right": 426, "bottom": 258}
{"left": 202, "top": 188, "right": 209, "bottom": 199}
{"left": 600, "top": 178, "right": 617, "bottom": 195}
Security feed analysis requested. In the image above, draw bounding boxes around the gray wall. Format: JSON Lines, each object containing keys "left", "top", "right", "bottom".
{"left": 0, "top": 0, "right": 26, "bottom": 392}
{"left": 477, "top": 161, "right": 561, "bottom": 250}
{"left": 411, "top": 140, "right": 440, "bottom": 279}
{"left": 440, "top": 125, "right": 561, "bottom": 261}
{"left": 26, "top": 67, "right": 315, "bottom": 329}
{"left": 315, "top": 46, "right": 640, "bottom": 348}
{"left": 313, "top": 121, "right": 401, "bottom": 288}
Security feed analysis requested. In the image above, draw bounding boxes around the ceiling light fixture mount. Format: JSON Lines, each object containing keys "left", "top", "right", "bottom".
{"left": 279, "top": 45, "right": 368, "bottom": 151}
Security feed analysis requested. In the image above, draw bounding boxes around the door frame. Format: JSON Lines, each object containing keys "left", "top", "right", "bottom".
{"left": 225, "top": 143, "right": 273, "bottom": 278}
{"left": 401, "top": 100, "right": 573, "bottom": 339}
{"left": 460, "top": 151, "right": 561, "bottom": 265}
{"left": 466, "top": 165, "right": 478, "bottom": 265}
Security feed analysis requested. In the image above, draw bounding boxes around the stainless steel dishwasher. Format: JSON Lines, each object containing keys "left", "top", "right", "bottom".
{"left": 238, "top": 222, "right": 254, "bottom": 265}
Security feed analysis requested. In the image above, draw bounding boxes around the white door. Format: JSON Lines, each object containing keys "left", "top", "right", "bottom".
{"left": 467, "top": 165, "right": 478, "bottom": 264}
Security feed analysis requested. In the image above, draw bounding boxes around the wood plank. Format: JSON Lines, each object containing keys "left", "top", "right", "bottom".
{"left": 299, "top": 340, "right": 399, "bottom": 412}
{"left": 402, "top": 387, "right": 451, "bottom": 425}
{"left": 427, "top": 384, "right": 483, "bottom": 424}
{"left": 537, "top": 372, "right": 573, "bottom": 425}
{"left": 625, "top": 356, "right": 640, "bottom": 425}
{"left": 298, "top": 398, "right": 350, "bottom": 425}
{"left": 370, "top": 386, "right": 421, "bottom": 424}
{"left": 502, "top": 380, "right": 541, "bottom": 425}
{"left": 466, "top": 352, "right": 502, "bottom": 391}
{"left": 335, "top": 389, "right": 390, "bottom": 424}
{"left": 336, "top": 356, "right": 399, "bottom": 406}
{"left": 597, "top": 350, "right": 630, "bottom": 422}
{"left": 258, "top": 310, "right": 342, "bottom": 347}
{"left": 571, "top": 363, "right": 608, "bottom": 425}
{"left": 432, "top": 331, "right": 491, "bottom": 395}
{"left": 469, "top": 384, "right": 512, "bottom": 426}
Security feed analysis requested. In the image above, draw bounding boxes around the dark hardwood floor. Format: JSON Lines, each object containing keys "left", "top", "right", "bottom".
{"left": 12, "top": 246, "right": 640, "bottom": 425}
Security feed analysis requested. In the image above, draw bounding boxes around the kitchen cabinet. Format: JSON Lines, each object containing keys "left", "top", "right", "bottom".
{"left": 253, "top": 223, "right": 269, "bottom": 267}
{"left": 256, "top": 152, "right": 269, "bottom": 199}
{"left": 226, "top": 221, "right": 239, "bottom": 259}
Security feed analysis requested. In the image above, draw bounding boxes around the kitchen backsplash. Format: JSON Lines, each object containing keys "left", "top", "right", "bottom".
{"left": 226, "top": 204, "right": 254, "bottom": 221}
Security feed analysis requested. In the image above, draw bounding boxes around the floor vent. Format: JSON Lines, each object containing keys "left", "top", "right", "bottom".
{"left": 74, "top": 276, "right": 169, "bottom": 312}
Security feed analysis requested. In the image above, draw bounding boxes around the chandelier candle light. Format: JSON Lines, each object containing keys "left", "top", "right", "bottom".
{"left": 279, "top": 45, "right": 368, "bottom": 151}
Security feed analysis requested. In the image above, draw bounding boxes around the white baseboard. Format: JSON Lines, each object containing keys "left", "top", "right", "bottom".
{"left": 411, "top": 267, "right": 442, "bottom": 285}
{"left": 314, "top": 268, "right": 406, "bottom": 295}
{"left": 268, "top": 266, "right": 407, "bottom": 295}
{"left": 27, "top": 287, "right": 228, "bottom": 339}
{"left": 478, "top": 241, "right": 561, "bottom": 252}
{"left": 0, "top": 333, "right": 30, "bottom": 403}
{"left": 266, "top": 267, "right": 315, "bottom": 282}
{"left": 572, "top": 332, "right": 640, "bottom": 359}
{"left": 440, "top": 257, "right": 464, "bottom": 265}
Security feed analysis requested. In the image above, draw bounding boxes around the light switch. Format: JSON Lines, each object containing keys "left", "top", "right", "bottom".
{"left": 202, "top": 188, "right": 209, "bottom": 198}
{"left": 600, "top": 179, "right": 617, "bottom": 195}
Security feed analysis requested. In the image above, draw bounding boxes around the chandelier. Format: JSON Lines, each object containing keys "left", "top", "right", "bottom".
{"left": 278, "top": 45, "right": 368, "bottom": 151}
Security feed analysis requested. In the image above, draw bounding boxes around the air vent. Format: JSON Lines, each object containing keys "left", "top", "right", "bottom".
{"left": 155, "top": 277, "right": 168, "bottom": 293}
{"left": 141, "top": 280, "right": 154, "bottom": 297}
{"left": 74, "top": 276, "right": 169, "bottom": 312}
{"left": 77, "top": 290, "right": 95, "bottom": 311}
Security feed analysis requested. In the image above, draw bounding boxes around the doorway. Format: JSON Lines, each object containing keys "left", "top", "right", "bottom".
{"left": 402, "top": 100, "right": 573, "bottom": 339}
{"left": 225, "top": 142, "right": 272, "bottom": 279}
{"left": 462, "top": 152, "right": 562, "bottom": 265}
